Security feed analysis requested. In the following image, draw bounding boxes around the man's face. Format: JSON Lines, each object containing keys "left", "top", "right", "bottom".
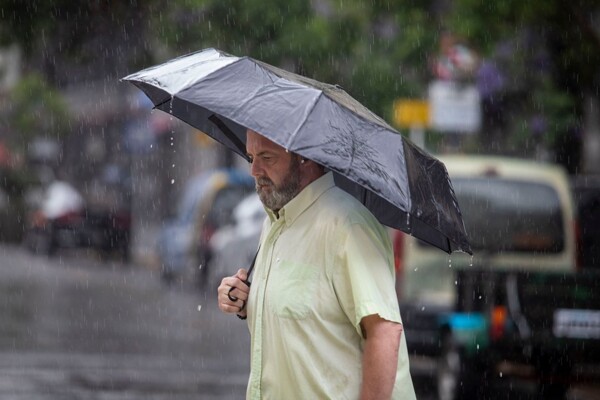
{"left": 246, "top": 130, "right": 301, "bottom": 211}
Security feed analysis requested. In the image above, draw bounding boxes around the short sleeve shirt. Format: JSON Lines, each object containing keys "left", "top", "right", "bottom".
{"left": 246, "top": 172, "right": 416, "bottom": 400}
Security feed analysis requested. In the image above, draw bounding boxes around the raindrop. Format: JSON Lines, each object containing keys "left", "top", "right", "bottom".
{"left": 499, "top": 372, "right": 503, "bottom": 378}
{"left": 477, "top": 344, "right": 480, "bottom": 350}
{"left": 454, "top": 280, "right": 458, "bottom": 285}
{"left": 198, "top": 264, "right": 203, "bottom": 270}
{"left": 470, "top": 255, "right": 474, "bottom": 267}
{"left": 421, "top": 306, "right": 425, "bottom": 311}
{"left": 197, "top": 305, "right": 202, "bottom": 312}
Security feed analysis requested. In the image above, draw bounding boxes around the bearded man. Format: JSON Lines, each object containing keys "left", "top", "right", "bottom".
{"left": 217, "top": 129, "right": 416, "bottom": 400}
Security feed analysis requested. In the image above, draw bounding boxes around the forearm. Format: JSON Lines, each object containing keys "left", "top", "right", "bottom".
{"left": 360, "top": 320, "right": 402, "bottom": 400}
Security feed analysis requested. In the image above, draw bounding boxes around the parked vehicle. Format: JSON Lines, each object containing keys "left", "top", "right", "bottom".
{"left": 207, "top": 193, "right": 265, "bottom": 288}
{"left": 156, "top": 169, "right": 254, "bottom": 286}
{"left": 23, "top": 180, "right": 131, "bottom": 260}
{"left": 394, "top": 156, "right": 600, "bottom": 399}
{"left": 0, "top": 168, "right": 27, "bottom": 243}
{"left": 571, "top": 174, "right": 600, "bottom": 269}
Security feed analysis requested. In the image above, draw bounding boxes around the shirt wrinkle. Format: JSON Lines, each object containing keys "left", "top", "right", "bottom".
{"left": 246, "top": 171, "right": 416, "bottom": 400}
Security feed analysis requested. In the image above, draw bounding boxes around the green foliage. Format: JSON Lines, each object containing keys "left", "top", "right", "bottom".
{"left": 448, "top": 0, "right": 600, "bottom": 157}
{"left": 154, "top": 0, "right": 436, "bottom": 122}
{"left": 8, "top": 73, "right": 70, "bottom": 150}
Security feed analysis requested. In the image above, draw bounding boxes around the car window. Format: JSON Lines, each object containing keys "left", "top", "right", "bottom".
{"left": 421, "top": 177, "right": 565, "bottom": 253}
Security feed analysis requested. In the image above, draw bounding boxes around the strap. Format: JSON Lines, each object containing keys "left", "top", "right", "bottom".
{"left": 244, "top": 246, "right": 260, "bottom": 286}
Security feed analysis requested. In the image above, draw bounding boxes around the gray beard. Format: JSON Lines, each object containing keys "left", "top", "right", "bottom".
{"left": 256, "top": 158, "right": 301, "bottom": 212}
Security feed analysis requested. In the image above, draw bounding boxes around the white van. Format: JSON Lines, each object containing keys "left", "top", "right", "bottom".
{"left": 393, "top": 155, "right": 579, "bottom": 399}
{"left": 395, "top": 155, "right": 577, "bottom": 305}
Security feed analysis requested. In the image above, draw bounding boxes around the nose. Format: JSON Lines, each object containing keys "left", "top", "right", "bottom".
{"left": 250, "top": 158, "right": 262, "bottom": 178}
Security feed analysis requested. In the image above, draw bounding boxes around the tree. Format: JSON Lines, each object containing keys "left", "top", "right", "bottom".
{"left": 7, "top": 73, "right": 70, "bottom": 153}
{"left": 153, "top": 0, "right": 437, "bottom": 123}
{"left": 447, "top": 0, "right": 600, "bottom": 170}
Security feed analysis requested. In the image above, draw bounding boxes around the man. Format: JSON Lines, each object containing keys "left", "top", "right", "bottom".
{"left": 218, "top": 129, "right": 416, "bottom": 400}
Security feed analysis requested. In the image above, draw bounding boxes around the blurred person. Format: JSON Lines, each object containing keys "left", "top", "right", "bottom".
{"left": 217, "top": 129, "right": 416, "bottom": 400}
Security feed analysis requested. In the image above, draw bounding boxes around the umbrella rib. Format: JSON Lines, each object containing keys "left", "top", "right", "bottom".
{"left": 208, "top": 114, "right": 249, "bottom": 160}
{"left": 153, "top": 97, "right": 172, "bottom": 110}
{"left": 285, "top": 91, "right": 323, "bottom": 150}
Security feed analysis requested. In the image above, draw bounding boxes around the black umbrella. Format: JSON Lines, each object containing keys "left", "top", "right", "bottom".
{"left": 122, "top": 48, "right": 471, "bottom": 255}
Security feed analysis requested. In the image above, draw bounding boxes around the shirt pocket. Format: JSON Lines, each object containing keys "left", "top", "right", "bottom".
{"left": 270, "top": 260, "right": 319, "bottom": 319}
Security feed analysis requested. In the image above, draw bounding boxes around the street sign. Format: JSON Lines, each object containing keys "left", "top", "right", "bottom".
{"left": 393, "top": 99, "right": 429, "bottom": 129}
{"left": 429, "top": 80, "right": 481, "bottom": 134}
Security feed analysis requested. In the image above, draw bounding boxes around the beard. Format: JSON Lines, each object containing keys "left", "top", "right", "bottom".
{"left": 255, "top": 156, "right": 301, "bottom": 212}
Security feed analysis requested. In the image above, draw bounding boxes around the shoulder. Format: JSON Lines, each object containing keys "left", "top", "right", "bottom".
{"left": 318, "top": 186, "right": 382, "bottom": 230}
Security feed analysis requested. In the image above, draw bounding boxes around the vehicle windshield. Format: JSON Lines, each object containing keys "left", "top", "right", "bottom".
{"left": 450, "top": 177, "right": 565, "bottom": 253}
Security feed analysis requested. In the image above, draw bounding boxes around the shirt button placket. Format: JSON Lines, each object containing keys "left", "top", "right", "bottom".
{"left": 251, "top": 219, "right": 283, "bottom": 398}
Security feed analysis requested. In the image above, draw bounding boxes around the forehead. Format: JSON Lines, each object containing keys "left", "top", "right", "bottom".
{"left": 246, "top": 130, "right": 285, "bottom": 154}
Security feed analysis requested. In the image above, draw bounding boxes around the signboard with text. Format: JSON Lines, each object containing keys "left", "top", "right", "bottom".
{"left": 428, "top": 80, "right": 481, "bottom": 134}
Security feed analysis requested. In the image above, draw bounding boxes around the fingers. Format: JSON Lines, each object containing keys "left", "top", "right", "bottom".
{"left": 217, "top": 272, "right": 250, "bottom": 315}
{"left": 235, "top": 268, "right": 248, "bottom": 282}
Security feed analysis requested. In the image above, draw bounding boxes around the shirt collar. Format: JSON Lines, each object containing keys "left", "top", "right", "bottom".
{"left": 265, "top": 172, "right": 335, "bottom": 227}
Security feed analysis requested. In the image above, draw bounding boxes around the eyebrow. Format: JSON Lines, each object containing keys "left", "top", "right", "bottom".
{"left": 247, "top": 151, "right": 276, "bottom": 159}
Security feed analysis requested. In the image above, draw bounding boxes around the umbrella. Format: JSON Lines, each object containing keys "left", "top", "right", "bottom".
{"left": 122, "top": 48, "right": 471, "bottom": 255}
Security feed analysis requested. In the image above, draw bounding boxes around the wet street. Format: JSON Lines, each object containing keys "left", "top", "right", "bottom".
{"left": 1, "top": 243, "right": 599, "bottom": 400}
{"left": 0, "top": 244, "right": 249, "bottom": 399}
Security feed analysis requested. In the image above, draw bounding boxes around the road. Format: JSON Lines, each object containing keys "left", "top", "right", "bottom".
{"left": 1, "top": 244, "right": 598, "bottom": 399}
{"left": 0, "top": 244, "right": 249, "bottom": 399}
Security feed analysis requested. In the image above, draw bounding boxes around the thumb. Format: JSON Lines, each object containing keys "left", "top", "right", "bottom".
{"left": 236, "top": 268, "right": 248, "bottom": 282}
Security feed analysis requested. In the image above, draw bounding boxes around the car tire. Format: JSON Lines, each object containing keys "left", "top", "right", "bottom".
{"left": 437, "top": 335, "right": 481, "bottom": 400}
{"left": 536, "top": 357, "right": 570, "bottom": 400}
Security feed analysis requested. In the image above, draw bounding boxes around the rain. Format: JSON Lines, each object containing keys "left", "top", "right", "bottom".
{"left": 1, "top": 1, "right": 600, "bottom": 399}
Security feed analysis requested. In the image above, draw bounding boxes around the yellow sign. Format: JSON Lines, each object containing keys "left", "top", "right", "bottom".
{"left": 393, "top": 99, "right": 429, "bottom": 128}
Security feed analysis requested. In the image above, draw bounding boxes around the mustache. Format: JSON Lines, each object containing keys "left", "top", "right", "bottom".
{"left": 255, "top": 177, "right": 274, "bottom": 187}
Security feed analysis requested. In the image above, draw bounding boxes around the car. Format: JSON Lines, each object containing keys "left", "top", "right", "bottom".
{"left": 207, "top": 193, "right": 266, "bottom": 289}
{"left": 0, "top": 168, "right": 28, "bottom": 243}
{"left": 156, "top": 168, "right": 255, "bottom": 286}
{"left": 571, "top": 174, "right": 600, "bottom": 269}
{"left": 23, "top": 179, "right": 131, "bottom": 259}
{"left": 393, "top": 155, "right": 581, "bottom": 399}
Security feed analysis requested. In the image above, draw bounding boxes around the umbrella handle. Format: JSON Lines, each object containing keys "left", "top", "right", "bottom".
{"left": 227, "top": 247, "right": 259, "bottom": 308}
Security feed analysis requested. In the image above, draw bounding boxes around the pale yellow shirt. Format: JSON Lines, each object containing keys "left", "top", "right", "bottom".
{"left": 246, "top": 172, "right": 416, "bottom": 400}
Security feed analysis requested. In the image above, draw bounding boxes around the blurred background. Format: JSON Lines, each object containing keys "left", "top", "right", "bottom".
{"left": 0, "top": 1, "right": 599, "bottom": 399}
{"left": 1, "top": 0, "right": 599, "bottom": 263}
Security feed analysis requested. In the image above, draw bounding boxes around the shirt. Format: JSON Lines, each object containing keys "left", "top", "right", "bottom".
{"left": 246, "top": 172, "right": 416, "bottom": 400}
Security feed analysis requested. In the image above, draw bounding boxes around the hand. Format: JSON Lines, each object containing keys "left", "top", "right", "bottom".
{"left": 217, "top": 269, "right": 250, "bottom": 317}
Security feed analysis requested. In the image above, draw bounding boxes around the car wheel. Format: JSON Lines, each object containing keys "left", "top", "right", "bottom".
{"left": 437, "top": 335, "right": 479, "bottom": 400}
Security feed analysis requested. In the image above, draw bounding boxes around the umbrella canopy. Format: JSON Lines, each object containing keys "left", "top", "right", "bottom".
{"left": 123, "top": 48, "right": 471, "bottom": 255}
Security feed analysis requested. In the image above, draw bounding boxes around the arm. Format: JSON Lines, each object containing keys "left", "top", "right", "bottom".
{"left": 359, "top": 314, "right": 403, "bottom": 400}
